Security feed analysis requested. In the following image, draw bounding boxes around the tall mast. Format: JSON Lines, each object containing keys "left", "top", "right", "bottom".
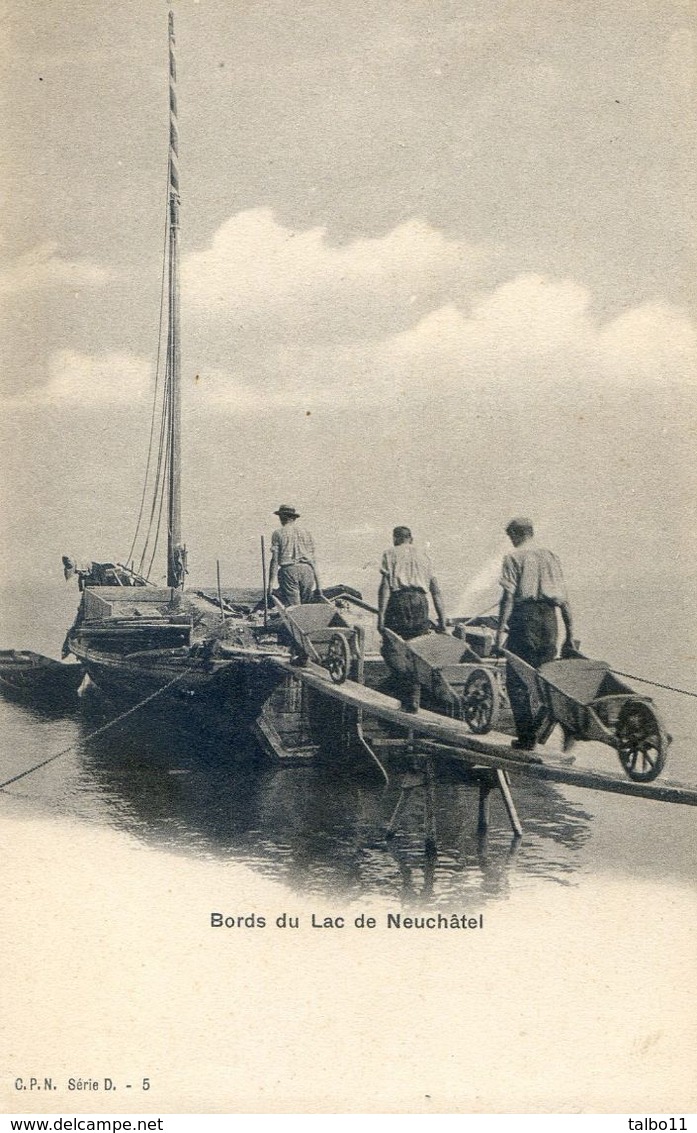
{"left": 166, "top": 10, "right": 185, "bottom": 588}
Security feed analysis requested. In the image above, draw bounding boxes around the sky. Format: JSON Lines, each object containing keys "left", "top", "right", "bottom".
{"left": 1, "top": 0, "right": 695, "bottom": 619}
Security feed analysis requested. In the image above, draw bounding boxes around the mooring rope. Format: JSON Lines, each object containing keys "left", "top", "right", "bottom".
{"left": 0, "top": 667, "right": 194, "bottom": 793}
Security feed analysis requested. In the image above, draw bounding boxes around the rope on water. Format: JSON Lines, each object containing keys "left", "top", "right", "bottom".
{"left": 609, "top": 670, "right": 697, "bottom": 699}
{"left": 0, "top": 667, "right": 193, "bottom": 792}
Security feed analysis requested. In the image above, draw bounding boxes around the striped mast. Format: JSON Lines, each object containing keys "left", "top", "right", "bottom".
{"left": 166, "top": 10, "right": 185, "bottom": 588}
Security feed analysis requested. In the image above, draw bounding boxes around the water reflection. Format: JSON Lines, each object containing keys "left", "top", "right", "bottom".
{"left": 0, "top": 680, "right": 83, "bottom": 723}
{"left": 41, "top": 699, "right": 594, "bottom": 907}
{"left": 0, "top": 683, "right": 595, "bottom": 906}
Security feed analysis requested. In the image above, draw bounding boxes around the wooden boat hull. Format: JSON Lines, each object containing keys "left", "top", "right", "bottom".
{"left": 71, "top": 642, "right": 287, "bottom": 742}
{"left": 0, "top": 650, "right": 84, "bottom": 709}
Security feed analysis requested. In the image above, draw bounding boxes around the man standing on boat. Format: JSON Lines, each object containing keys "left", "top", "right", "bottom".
{"left": 494, "top": 517, "right": 575, "bottom": 750}
{"left": 267, "top": 505, "right": 321, "bottom": 606}
{"left": 377, "top": 526, "right": 448, "bottom": 713}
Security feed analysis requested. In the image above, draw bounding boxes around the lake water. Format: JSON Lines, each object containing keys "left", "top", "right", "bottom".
{"left": 1, "top": 579, "right": 695, "bottom": 904}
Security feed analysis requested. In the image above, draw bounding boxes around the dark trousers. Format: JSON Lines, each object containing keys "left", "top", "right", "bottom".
{"left": 278, "top": 562, "right": 315, "bottom": 605}
{"left": 506, "top": 600, "right": 558, "bottom": 745}
{"left": 381, "top": 589, "right": 429, "bottom": 710}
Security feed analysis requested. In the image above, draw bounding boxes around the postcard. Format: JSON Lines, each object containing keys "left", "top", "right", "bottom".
{"left": 1, "top": 0, "right": 695, "bottom": 1117}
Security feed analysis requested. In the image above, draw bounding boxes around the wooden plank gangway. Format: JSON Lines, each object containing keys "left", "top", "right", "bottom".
{"left": 268, "top": 657, "right": 697, "bottom": 808}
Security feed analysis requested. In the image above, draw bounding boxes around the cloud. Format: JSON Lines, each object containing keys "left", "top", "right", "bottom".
{"left": 187, "top": 262, "right": 696, "bottom": 414}
{"left": 6, "top": 220, "right": 694, "bottom": 417}
{"left": 381, "top": 278, "right": 696, "bottom": 387}
{"left": 0, "top": 243, "right": 109, "bottom": 298}
{"left": 29, "top": 350, "right": 153, "bottom": 405}
{"left": 183, "top": 208, "right": 491, "bottom": 344}
{"left": 181, "top": 210, "right": 696, "bottom": 414}
{"left": 598, "top": 302, "right": 697, "bottom": 379}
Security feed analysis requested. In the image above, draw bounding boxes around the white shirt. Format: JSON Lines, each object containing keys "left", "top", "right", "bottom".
{"left": 271, "top": 522, "right": 316, "bottom": 567}
{"left": 500, "top": 541, "right": 568, "bottom": 604}
{"left": 380, "top": 543, "right": 434, "bottom": 592}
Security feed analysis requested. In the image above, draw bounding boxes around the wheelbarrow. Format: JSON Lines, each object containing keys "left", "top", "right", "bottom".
{"left": 382, "top": 628, "right": 504, "bottom": 733}
{"left": 272, "top": 597, "right": 363, "bottom": 683}
{"left": 503, "top": 650, "right": 671, "bottom": 782}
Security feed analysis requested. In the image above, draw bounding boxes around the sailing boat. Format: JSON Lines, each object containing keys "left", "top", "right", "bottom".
{"left": 64, "top": 15, "right": 293, "bottom": 731}
{"left": 63, "top": 15, "right": 379, "bottom": 747}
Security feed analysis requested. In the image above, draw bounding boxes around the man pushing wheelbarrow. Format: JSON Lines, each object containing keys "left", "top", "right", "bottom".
{"left": 377, "top": 526, "right": 448, "bottom": 713}
{"left": 494, "top": 517, "right": 575, "bottom": 753}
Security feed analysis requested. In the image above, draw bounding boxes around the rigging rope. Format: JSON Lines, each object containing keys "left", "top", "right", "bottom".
{"left": 125, "top": 160, "right": 172, "bottom": 570}
{"left": 147, "top": 425, "right": 170, "bottom": 580}
{"left": 461, "top": 603, "right": 499, "bottom": 623}
{"left": 139, "top": 346, "right": 172, "bottom": 577}
{"left": 0, "top": 666, "right": 194, "bottom": 793}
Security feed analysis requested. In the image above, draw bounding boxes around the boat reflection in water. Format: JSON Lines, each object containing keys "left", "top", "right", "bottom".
{"left": 71, "top": 698, "right": 593, "bottom": 907}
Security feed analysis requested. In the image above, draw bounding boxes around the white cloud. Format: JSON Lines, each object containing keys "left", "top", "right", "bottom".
{"left": 381, "top": 277, "right": 695, "bottom": 382}
{"left": 7, "top": 220, "right": 693, "bottom": 417}
{"left": 189, "top": 267, "right": 695, "bottom": 414}
{"left": 379, "top": 278, "right": 695, "bottom": 397}
{"left": 181, "top": 210, "right": 696, "bottom": 414}
{"left": 39, "top": 350, "right": 152, "bottom": 405}
{"left": 467, "top": 274, "right": 593, "bottom": 357}
{"left": 598, "top": 302, "right": 697, "bottom": 379}
{"left": 0, "top": 242, "right": 109, "bottom": 298}
{"left": 183, "top": 208, "right": 489, "bottom": 342}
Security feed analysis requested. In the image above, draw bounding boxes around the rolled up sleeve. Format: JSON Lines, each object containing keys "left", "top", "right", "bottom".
{"left": 500, "top": 554, "right": 519, "bottom": 595}
{"left": 381, "top": 550, "right": 399, "bottom": 592}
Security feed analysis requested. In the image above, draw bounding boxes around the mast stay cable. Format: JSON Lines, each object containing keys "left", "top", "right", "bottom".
{"left": 128, "top": 13, "right": 181, "bottom": 585}
{"left": 124, "top": 160, "right": 171, "bottom": 573}
{"left": 139, "top": 338, "right": 172, "bottom": 578}
{"left": 147, "top": 418, "right": 171, "bottom": 580}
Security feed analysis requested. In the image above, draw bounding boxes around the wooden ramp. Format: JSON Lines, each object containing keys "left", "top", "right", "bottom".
{"left": 268, "top": 658, "right": 697, "bottom": 808}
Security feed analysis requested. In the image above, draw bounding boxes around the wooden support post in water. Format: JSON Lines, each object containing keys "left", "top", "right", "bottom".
{"left": 424, "top": 755, "right": 437, "bottom": 858}
{"left": 476, "top": 769, "right": 523, "bottom": 839}
{"left": 386, "top": 788, "right": 408, "bottom": 838}
{"left": 496, "top": 769, "right": 523, "bottom": 839}
{"left": 349, "top": 626, "right": 390, "bottom": 776}
{"left": 355, "top": 625, "right": 365, "bottom": 685}
{"left": 478, "top": 777, "right": 493, "bottom": 834}
{"left": 340, "top": 702, "right": 352, "bottom": 755}
{"left": 386, "top": 766, "right": 425, "bottom": 837}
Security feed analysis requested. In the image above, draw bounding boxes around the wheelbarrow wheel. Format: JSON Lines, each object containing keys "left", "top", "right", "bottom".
{"left": 616, "top": 700, "right": 669, "bottom": 782}
{"left": 327, "top": 633, "right": 351, "bottom": 684}
{"left": 460, "top": 668, "right": 500, "bottom": 734}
